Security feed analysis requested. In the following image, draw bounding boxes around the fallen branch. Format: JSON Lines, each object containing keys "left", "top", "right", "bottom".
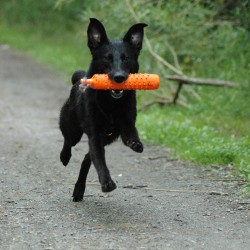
{"left": 148, "top": 156, "right": 169, "bottom": 160}
{"left": 173, "top": 82, "right": 183, "bottom": 104}
{"left": 167, "top": 75, "right": 238, "bottom": 104}
{"left": 238, "top": 201, "right": 250, "bottom": 205}
{"left": 122, "top": 185, "right": 228, "bottom": 195}
{"left": 139, "top": 98, "right": 188, "bottom": 112}
{"left": 138, "top": 99, "right": 172, "bottom": 112}
{"left": 211, "top": 179, "right": 246, "bottom": 182}
{"left": 166, "top": 75, "right": 238, "bottom": 87}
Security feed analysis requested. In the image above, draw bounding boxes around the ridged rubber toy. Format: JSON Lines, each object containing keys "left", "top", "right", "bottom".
{"left": 80, "top": 73, "right": 160, "bottom": 90}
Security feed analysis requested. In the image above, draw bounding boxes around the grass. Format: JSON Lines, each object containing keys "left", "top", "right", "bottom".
{"left": 138, "top": 106, "right": 250, "bottom": 173}
{"left": 0, "top": 20, "right": 249, "bottom": 191}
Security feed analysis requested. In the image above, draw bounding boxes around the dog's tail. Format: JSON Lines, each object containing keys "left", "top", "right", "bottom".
{"left": 71, "top": 70, "right": 87, "bottom": 85}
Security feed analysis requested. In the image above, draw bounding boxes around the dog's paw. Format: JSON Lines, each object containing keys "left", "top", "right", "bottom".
{"left": 126, "top": 139, "right": 144, "bottom": 153}
{"left": 72, "top": 194, "right": 83, "bottom": 202}
{"left": 101, "top": 179, "right": 117, "bottom": 193}
{"left": 60, "top": 149, "right": 71, "bottom": 166}
{"left": 72, "top": 185, "right": 85, "bottom": 202}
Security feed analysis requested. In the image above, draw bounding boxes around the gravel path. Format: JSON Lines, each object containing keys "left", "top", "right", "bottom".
{"left": 0, "top": 48, "right": 249, "bottom": 250}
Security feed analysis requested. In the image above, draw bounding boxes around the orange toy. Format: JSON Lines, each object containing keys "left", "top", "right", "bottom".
{"left": 80, "top": 73, "right": 160, "bottom": 90}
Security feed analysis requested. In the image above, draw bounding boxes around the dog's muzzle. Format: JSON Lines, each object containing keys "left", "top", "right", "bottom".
{"left": 110, "top": 90, "right": 124, "bottom": 99}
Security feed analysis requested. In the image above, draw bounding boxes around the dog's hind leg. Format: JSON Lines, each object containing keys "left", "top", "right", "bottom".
{"left": 60, "top": 126, "right": 83, "bottom": 166}
{"left": 72, "top": 152, "right": 91, "bottom": 202}
{"left": 59, "top": 102, "right": 83, "bottom": 166}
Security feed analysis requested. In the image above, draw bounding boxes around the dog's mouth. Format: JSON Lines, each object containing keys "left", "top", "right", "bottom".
{"left": 110, "top": 90, "right": 124, "bottom": 99}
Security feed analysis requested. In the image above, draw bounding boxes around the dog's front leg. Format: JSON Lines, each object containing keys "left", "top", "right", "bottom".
{"left": 120, "top": 120, "right": 144, "bottom": 153}
{"left": 89, "top": 134, "right": 117, "bottom": 192}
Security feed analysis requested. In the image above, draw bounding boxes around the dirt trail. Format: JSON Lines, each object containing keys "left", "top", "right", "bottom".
{"left": 0, "top": 48, "right": 249, "bottom": 250}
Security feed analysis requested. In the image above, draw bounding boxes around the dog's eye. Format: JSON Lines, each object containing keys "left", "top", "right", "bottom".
{"left": 105, "top": 54, "right": 113, "bottom": 62}
{"left": 121, "top": 54, "right": 129, "bottom": 62}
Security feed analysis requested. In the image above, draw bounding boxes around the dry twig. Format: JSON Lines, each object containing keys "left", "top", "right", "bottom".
{"left": 122, "top": 185, "right": 228, "bottom": 195}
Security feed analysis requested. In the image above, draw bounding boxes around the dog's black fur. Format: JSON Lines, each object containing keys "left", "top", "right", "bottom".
{"left": 59, "top": 18, "right": 147, "bottom": 202}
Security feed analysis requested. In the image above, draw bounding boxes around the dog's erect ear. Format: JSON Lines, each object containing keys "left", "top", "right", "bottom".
{"left": 123, "top": 23, "right": 148, "bottom": 52}
{"left": 87, "top": 18, "right": 109, "bottom": 50}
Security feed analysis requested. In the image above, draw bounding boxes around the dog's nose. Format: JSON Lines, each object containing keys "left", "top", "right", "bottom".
{"left": 113, "top": 74, "right": 126, "bottom": 83}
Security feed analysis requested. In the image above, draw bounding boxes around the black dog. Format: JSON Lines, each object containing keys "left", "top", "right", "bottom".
{"left": 59, "top": 18, "right": 147, "bottom": 202}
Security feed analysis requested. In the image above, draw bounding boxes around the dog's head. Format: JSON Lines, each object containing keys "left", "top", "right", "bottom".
{"left": 87, "top": 18, "right": 147, "bottom": 99}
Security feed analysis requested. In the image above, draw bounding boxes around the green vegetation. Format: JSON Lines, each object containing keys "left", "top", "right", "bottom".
{"left": 0, "top": 0, "right": 249, "bottom": 190}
